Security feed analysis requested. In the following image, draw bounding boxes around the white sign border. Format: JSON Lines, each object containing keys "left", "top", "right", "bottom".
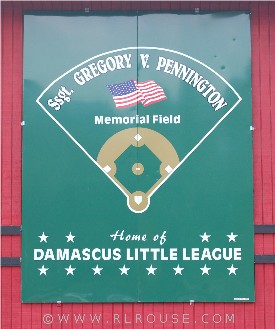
{"left": 36, "top": 47, "right": 242, "bottom": 213}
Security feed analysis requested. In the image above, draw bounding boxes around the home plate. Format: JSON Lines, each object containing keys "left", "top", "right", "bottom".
{"left": 134, "top": 196, "right": 143, "bottom": 205}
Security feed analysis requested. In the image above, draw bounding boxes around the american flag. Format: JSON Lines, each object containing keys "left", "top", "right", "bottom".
{"left": 107, "top": 80, "right": 167, "bottom": 109}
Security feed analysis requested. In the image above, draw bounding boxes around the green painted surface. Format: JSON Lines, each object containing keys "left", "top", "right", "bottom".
{"left": 22, "top": 11, "right": 254, "bottom": 302}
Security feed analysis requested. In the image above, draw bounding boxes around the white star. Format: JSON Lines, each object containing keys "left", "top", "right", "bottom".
{"left": 173, "top": 264, "right": 184, "bottom": 275}
{"left": 146, "top": 265, "right": 157, "bottom": 275}
{"left": 227, "top": 232, "right": 238, "bottom": 242}
{"left": 119, "top": 265, "right": 130, "bottom": 275}
{"left": 65, "top": 265, "right": 76, "bottom": 275}
{"left": 38, "top": 232, "right": 48, "bottom": 243}
{"left": 200, "top": 264, "right": 211, "bottom": 275}
{"left": 200, "top": 232, "right": 211, "bottom": 242}
{"left": 227, "top": 264, "right": 238, "bottom": 275}
{"left": 92, "top": 265, "right": 103, "bottom": 275}
{"left": 38, "top": 265, "right": 49, "bottom": 275}
{"left": 66, "top": 232, "right": 75, "bottom": 243}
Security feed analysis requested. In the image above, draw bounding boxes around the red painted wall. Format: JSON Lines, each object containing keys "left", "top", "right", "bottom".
{"left": 1, "top": 1, "right": 275, "bottom": 328}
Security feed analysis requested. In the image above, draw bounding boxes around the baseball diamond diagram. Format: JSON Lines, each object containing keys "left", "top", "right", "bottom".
{"left": 22, "top": 11, "right": 254, "bottom": 302}
{"left": 36, "top": 47, "right": 241, "bottom": 213}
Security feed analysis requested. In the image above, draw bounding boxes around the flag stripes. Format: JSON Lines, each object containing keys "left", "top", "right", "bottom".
{"left": 107, "top": 80, "right": 167, "bottom": 109}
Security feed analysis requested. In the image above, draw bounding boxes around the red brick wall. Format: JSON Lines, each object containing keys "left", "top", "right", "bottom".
{"left": 1, "top": 1, "right": 275, "bottom": 328}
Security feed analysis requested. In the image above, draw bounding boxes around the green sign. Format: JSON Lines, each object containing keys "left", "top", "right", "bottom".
{"left": 22, "top": 11, "right": 254, "bottom": 302}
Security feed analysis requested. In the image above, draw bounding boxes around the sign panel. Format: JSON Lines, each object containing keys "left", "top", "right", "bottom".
{"left": 23, "top": 11, "right": 254, "bottom": 302}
